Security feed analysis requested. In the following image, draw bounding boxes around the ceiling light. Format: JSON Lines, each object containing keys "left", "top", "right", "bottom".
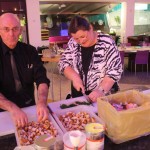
{"left": 60, "top": 4, "right": 66, "bottom": 8}
{"left": 58, "top": 4, "right": 66, "bottom": 9}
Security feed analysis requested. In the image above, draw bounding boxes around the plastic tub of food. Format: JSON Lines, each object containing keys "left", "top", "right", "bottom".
{"left": 15, "top": 114, "right": 63, "bottom": 147}
{"left": 53, "top": 105, "right": 104, "bottom": 133}
{"left": 63, "top": 130, "right": 86, "bottom": 150}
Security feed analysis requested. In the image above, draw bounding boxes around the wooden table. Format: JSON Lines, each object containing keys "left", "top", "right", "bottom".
{"left": 41, "top": 55, "right": 61, "bottom": 62}
{"left": 41, "top": 55, "right": 62, "bottom": 101}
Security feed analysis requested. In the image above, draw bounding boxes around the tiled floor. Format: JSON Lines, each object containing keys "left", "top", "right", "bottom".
{"left": 39, "top": 60, "right": 150, "bottom": 103}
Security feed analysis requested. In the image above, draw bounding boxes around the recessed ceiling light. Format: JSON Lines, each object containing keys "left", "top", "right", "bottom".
{"left": 60, "top": 4, "right": 66, "bottom": 8}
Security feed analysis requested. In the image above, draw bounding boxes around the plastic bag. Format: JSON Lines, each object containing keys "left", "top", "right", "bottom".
{"left": 97, "top": 90, "right": 150, "bottom": 144}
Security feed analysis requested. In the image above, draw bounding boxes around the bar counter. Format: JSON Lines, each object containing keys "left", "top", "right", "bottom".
{"left": 1, "top": 93, "right": 150, "bottom": 150}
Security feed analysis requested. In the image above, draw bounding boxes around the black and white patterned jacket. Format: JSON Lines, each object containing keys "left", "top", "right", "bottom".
{"left": 58, "top": 33, "right": 123, "bottom": 91}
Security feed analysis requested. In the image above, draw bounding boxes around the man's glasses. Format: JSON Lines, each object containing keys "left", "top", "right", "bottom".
{"left": 0, "top": 27, "right": 20, "bottom": 33}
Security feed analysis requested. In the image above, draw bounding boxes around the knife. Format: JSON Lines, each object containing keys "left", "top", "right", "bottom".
{"left": 80, "top": 88, "right": 94, "bottom": 106}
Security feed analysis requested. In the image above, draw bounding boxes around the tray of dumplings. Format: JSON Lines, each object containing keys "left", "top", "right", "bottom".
{"left": 15, "top": 114, "right": 63, "bottom": 146}
{"left": 52, "top": 105, "right": 104, "bottom": 133}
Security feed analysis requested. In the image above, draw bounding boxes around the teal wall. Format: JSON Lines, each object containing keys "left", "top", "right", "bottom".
{"left": 88, "top": 14, "right": 108, "bottom": 27}
{"left": 109, "top": 4, "right": 121, "bottom": 13}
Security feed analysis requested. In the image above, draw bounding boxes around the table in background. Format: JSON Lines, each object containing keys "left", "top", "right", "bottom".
{"left": 41, "top": 55, "right": 62, "bottom": 101}
{"left": 119, "top": 46, "right": 150, "bottom": 71}
{"left": 118, "top": 46, "right": 150, "bottom": 52}
{"left": 41, "top": 55, "right": 61, "bottom": 63}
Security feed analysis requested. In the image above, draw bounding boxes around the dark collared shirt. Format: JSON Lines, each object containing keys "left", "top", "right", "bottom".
{"left": 0, "top": 39, "right": 50, "bottom": 111}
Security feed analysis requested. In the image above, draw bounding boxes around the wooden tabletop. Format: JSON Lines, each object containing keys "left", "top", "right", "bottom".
{"left": 49, "top": 40, "right": 68, "bottom": 44}
{"left": 41, "top": 55, "right": 61, "bottom": 62}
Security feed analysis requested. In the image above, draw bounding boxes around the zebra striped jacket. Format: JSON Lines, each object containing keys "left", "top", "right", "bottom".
{"left": 58, "top": 33, "right": 123, "bottom": 92}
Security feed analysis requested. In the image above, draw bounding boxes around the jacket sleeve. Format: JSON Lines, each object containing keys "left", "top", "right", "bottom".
{"left": 58, "top": 39, "right": 75, "bottom": 74}
{"left": 104, "top": 37, "right": 123, "bottom": 81}
{"left": 29, "top": 46, "right": 50, "bottom": 87}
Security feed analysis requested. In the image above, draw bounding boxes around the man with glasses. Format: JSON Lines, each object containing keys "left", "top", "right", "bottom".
{"left": 0, "top": 13, "right": 50, "bottom": 127}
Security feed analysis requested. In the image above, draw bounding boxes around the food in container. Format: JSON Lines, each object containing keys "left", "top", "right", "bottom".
{"left": 60, "top": 101, "right": 91, "bottom": 109}
{"left": 85, "top": 123, "right": 105, "bottom": 150}
{"left": 110, "top": 101, "right": 138, "bottom": 111}
{"left": 63, "top": 130, "right": 86, "bottom": 150}
{"left": 59, "top": 111, "right": 96, "bottom": 131}
{"left": 49, "top": 96, "right": 97, "bottom": 113}
{"left": 17, "top": 120, "right": 58, "bottom": 146}
{"left": 35, "top": 135, "right": 64, "bottom": 150}
{"left": 15, "top": 115, "right": 63, "bottom": 146}
{"left": 53, "top": 105, "right": 104, "bottom": 133}
{"left": 34, "top": 134, "right": 55, "bottom": 150}
{"left": 97, "top": 90, "right": 150, "bottom": 143}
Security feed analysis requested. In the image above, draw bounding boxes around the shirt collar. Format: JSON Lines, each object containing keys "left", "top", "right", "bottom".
{"left": 1, "top": 40, "right": 18, "bottom": 56}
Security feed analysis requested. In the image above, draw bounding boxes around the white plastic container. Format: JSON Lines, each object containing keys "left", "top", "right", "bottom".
{"left": 53, "top": 105, "right": 104, "bottom": 133}
{"left": 15, "top": 114, "right": 63, "bottom": 147}
{"left": 14, "top": 145, "right": 35, "bottom": 150}
{"left": 34, "top": 134, "right": 55, "bottom": 150}
{"left": 63, "top": 131, "right": 86, "bottom": 150}
{"left": 85, "top": 123, "right": 105, "bottom": 150}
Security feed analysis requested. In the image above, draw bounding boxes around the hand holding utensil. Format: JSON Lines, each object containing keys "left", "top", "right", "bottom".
{"left": 80, "top": 88, "right": 94, "bottom": 106}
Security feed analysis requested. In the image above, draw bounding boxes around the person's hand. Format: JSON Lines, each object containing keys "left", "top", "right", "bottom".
{"left": 72, "top": 76, "right": 85, "bottom": 93}
{"left": 10, "top": 106, "right": 28, "bottom": 128}
{"left": 36, "top": 102, "right": 49, "bottom": 122}
{"left": 89, "top": 89, "right": 105, "bottom": 102}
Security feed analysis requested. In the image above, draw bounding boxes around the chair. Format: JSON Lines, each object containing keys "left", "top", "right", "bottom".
{"left": 142, "top": 42, "right": 149, "bottom": 46}
{"left": 125, "top": 43, "right": 131, "bottom": 47}
{"left": 119, "top": 51, "right": 125, "bottom": 75}
{"left": 132, "top": 50, "right": 149, "bottom": 76}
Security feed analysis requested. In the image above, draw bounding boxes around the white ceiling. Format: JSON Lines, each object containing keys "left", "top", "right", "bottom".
{"left": 39, "top": 1, "right": 119, "bottom": 15}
